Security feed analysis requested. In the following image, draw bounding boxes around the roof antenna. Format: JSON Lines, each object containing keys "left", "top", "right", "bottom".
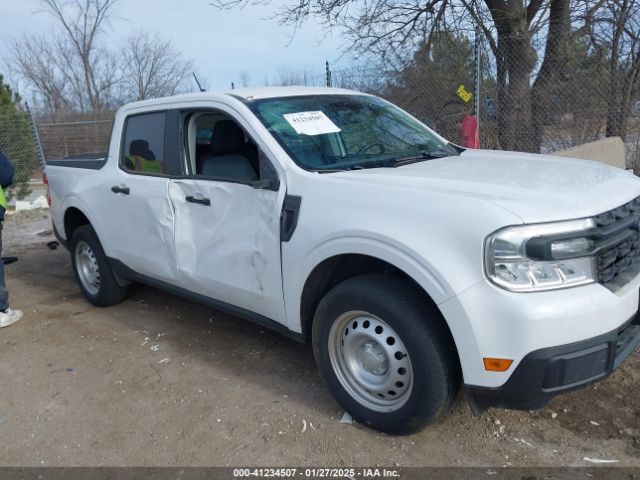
{"left": 192, "top": 73, "right": 205, "bottom": 92}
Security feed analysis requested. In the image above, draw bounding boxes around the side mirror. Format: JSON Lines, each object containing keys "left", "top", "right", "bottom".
{"left": 255, "top": 150, "right": 280, "bottom": 191}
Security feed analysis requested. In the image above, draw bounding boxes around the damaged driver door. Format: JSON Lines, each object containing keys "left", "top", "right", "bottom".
{"left": 169, "top": 179, "right": 285, "bottom": 323}
{"left": 169, "top": 109, "right": 286, "bottom": 324}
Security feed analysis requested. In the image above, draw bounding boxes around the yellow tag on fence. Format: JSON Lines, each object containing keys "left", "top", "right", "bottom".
{"left": 456, "top": 85, "right": 473, "bottom": 103}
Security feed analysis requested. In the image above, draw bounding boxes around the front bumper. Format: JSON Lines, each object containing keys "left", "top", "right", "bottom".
{"left": 466, "top": 312, "right": 640, "bottom": 413}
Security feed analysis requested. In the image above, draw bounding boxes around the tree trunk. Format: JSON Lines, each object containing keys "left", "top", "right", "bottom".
{"left": 605, "top": 0, "right": 629, "bottom": 138}
{"left": 508, "top": 35, "right": 536, "bottom": 152}
{"left": 606, "top": 41, "right": 623, "bottom": 137}
{"left": 487, "top": 0, "right": 538, "bottom": 152}
{"left": 495, "top": 42, "right": 510, "bottom": 150}
{"left": 531, "top": 0, "right": 570, "bottom": 152}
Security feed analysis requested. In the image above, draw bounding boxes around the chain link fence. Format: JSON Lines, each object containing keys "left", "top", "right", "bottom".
{"left": 242, "top": 50, "right": 640, "bottom": 171}
{"left": 0, "top": 106, "right": 43, "bottom": 199}
{"left": 473, "top": 39, "right": 640, "bottom": 169}
{"left": 27, "top": 47, "right": 640, "bottom": 172}
{"left": 251, "top": 33, "right": 640, "bottom": 171}
{"left": 34, "top": 110, "right": 115, "bottom": 161}
{"left": 324, "top": 55, "right": 638, "bottom": 170}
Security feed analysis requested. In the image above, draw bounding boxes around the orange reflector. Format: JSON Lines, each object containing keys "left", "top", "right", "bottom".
{"left": 483, "top": 358, "right": 513, "bottom": 372}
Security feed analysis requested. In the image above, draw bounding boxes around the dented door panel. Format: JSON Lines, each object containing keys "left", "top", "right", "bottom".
{"left": 108, "top": 174, "right": 179, "bottom": 283}
{"left": 169, "top": 179, "right": 286, "bottom": 323}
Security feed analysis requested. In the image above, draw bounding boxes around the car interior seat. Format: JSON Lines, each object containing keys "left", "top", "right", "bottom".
{"left": 197, "top": 120, "right": 258, "bottom": 181}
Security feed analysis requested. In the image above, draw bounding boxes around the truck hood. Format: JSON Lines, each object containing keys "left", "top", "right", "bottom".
{"left": 330, "top": 149, "right": 640, "bottom": 223}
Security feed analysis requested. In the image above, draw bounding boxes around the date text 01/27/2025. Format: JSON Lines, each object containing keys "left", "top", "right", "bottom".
{"left": 232, "top": 468, "right": 401, "bottom": 478}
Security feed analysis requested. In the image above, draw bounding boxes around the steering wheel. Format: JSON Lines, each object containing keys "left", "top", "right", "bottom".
{"left": 356, "top": 143, "right": 386, "bottom": 155}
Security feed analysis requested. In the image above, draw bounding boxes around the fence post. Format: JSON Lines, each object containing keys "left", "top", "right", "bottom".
{"left": 326, "top": 61, "right": 332, "bottom": 88}
{"left": 473, "top": 0, "right": 482, "bottom": 139}
{"left": 25, "top": 102, "right": 45, "bottom": 169}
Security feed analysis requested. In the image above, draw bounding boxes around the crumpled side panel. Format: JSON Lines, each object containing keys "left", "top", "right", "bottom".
{"left": 169, "top": 179, "right": 284, "bottom": 321}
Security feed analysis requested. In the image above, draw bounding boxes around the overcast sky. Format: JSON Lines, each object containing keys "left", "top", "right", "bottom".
{"left": 0, "top": 0, "right": 349, "bottom": 91}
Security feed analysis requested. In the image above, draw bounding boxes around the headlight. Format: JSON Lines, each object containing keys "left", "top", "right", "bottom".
{"left": 485, "top": 219, "right": 596, "bottom": 292}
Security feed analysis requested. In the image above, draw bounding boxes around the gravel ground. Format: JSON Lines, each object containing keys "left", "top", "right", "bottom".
{"left": 0, "top": 210, "right": 639, "bottom": 467}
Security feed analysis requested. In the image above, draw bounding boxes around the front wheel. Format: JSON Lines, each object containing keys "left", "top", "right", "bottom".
{"left": 312, "top": 274, "right": 460, "bottom": 434}
{"left": 70, "top": 225, "right": 129, "bottom": 307}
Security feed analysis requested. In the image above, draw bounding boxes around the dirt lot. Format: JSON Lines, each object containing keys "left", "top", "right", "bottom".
{"left": 0, "top": 210, "right": 639, "bottom": 467}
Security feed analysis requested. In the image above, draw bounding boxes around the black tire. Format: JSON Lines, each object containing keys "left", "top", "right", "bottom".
{"left": 70, "top": 225, "right": 128, "bottom": 307}
{"left": 312, "top": 274, "right": 460, "bottom": 434}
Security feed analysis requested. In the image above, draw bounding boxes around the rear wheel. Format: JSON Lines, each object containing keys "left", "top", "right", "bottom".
{"left": 312, "top": 274, "right": 460, "bottom": 434}
{"left": 70, "top": 225, "right": 128, "bottom": 307}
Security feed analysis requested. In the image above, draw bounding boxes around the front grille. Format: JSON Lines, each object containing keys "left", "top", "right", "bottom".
{"left": 593, "top": 196, "right": 640, "bottom": 286}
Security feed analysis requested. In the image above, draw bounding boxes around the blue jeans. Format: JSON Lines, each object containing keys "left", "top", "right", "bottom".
{"left": 0, "top": 222, "right": 8, "bottom": 311}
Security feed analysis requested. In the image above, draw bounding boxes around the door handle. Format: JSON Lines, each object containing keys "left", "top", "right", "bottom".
{"left": 185, "top": 195, "right": 211, "bottom": 206}
{"left": 111, "top": 185, "right": 130, "bottom": 195}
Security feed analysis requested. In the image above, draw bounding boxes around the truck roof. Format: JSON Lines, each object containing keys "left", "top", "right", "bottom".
{"left": 123, "top": 86, "right": 363, "bottom": 110}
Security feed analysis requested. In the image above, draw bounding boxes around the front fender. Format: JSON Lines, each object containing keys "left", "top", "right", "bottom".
{"left": 282, "top": 232, "right": 465, "bottom": 334}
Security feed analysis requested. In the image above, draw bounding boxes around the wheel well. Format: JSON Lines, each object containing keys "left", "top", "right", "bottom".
{"left": 64, "top": 207, "right": 90, "bottom": 240}
{"left": 300, "top": 255, "right": 458, "bottom": 357}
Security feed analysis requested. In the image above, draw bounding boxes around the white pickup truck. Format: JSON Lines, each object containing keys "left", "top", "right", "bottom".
{"left": 46, "top": 86, "right": 640, "bottom": 434}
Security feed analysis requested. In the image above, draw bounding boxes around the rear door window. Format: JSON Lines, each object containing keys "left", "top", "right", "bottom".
{"left": 121, "top": 112, "right": 166, "bottom": 175}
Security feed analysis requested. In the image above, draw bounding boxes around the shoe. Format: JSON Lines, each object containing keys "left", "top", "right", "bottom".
{"left": 0, "top": 308, "right": 23, "bottom": 328}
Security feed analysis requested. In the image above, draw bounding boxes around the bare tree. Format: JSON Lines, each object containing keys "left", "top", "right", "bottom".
{"left": 121, "top": 31, "right": 194, "bottom": 101}
{"left": 8, "top": 34, "right": 72, "bottom": 112}
{"left": 6, "top": 0, "right": 195, "bottom": 112}
{"left": 7, "top": 0, "right": 121, "bottom": 112}
{"left": 587, "top": 0, "right": 640, "bottom": 139}
{"left": 276, "top": 68, "right": 317, "bottom": 85}
{"left": 40, "top": 0, "right": 121, "bottom": 111}
{"left": 212, "top": 0, "right": 575, "bottom": 152}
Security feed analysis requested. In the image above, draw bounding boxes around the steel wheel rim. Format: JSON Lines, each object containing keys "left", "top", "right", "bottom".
{"left": 328, "top": 311, "right": 413, "bottom": 412}
{"left": 75, "top": 241, "right": 101, "bottom": 295}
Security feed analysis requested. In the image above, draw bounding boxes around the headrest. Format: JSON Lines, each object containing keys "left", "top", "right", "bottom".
{"left": 129, "top": 139, "right": 156, "bottom": 160}
{"left": 210, "top": 120, "right": 244, "bottom": 154}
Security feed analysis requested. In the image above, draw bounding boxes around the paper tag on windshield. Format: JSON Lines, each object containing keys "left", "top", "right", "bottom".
{"left": 283, "top": 111, "right": 341, "bottom": 136}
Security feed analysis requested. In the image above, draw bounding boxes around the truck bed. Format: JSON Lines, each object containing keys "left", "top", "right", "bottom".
{"left": 46, "top": 152, "right": 108, "bottom": 170}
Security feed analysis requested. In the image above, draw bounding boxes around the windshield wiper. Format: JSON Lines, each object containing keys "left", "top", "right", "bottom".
{"left": 344, "top": 158, "right": 399, "bottom": 170}
{"left": 392, "top": 150, "right": 451, "bottom": 166}
{"left": 317, "top": 158, "right": 399, "bottom": 172}
{"left": 316, "top": 150, "right": 452, "bottom": 173}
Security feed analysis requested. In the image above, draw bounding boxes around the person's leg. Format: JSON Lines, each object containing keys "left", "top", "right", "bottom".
{"left": 0, "top": 221, "right": 22, "bottom": 328}
{"left": 0, "top": 222, "right": 9, "bottom": 311}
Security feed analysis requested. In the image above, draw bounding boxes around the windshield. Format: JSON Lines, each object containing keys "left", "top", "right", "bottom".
{"left": 248, "top": 94, "right": 460, "bottom": 171}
